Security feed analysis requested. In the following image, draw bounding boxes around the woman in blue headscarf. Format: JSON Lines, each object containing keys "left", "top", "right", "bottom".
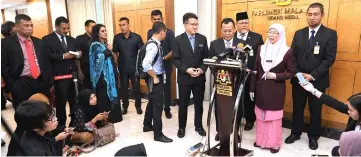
{"left": 89, "top": 24, "right": 122, "bottom": 123}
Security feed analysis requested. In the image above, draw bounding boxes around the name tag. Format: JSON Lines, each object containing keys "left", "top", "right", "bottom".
{"left": 314, "top": 42, "right": 320, "bottom": 55}
{"left": 266, "top": 60, "right": 272, "bottom": 63}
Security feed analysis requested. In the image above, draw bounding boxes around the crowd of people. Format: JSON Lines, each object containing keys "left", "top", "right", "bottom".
{"left": 1, "top": 2, "right": 360, "bottom": 156}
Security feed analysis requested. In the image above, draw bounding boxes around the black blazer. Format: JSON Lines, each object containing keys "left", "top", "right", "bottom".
{"left": 290, "top": 25, "right": 337, "bottom": 89}
{"left": 319, "top": 94, "right": 358, "bottom": 132}
{"left": 42, "top": 32, "right": 77, "bottom": 76}
{"left": 1, "top": 35, "right": 52, "bottom": 91}
{"left": 172, "top": 32, "right": 208, "bottom": 85}
{"left": 234, "top": 31, "right": 264, "bottom": 69}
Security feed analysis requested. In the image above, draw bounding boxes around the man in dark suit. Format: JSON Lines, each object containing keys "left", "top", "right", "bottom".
{"left": 76, "top": 19, "right": 96, "bottom": 90}
{"left": 173, "top": 13, "right": 208, "bottom": 138}
{"left": 285, "top": 3, "right": 337, "bottom": 150}
{"left": 43, "top": 16, "right": 80, "bottom": 126}
{"left": 209, "top": 18, "right": 244, "bottom": 141}
{"left": 113, "top": 17, "right": 144, "bottom": 115}
{"left": 234, "top": 12, "right": 264, "bottom": 131}
{"left": 2, "top": 14, "right": 52, "bottom": 156}
{"left": 147, "top": 10, "right": 175, "bottom": 119}
{"left": 1, "top": 14, "right": 52, "bottom": 108}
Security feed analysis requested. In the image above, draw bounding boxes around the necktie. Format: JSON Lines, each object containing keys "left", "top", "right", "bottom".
{"left": 61, "top": 36, "right": 67, "bottom": 50}
{"left": 189, "top": 36, "right": 195, "bottom": 52}
{"left": 239, "top": 33, "right": 245, "bottom": 41}
{"left": 226, "top": 41, "right": 231, "bottom": 48}
{"left": 25, "top": 40, "right": 40, "bottom": 79}
{"left": 309, "top": 30, "right": 315, "bottom": 49}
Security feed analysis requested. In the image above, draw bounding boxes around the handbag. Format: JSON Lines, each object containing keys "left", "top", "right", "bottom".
{"left": 64, "top": 123, "right": 116, "bottom": 156}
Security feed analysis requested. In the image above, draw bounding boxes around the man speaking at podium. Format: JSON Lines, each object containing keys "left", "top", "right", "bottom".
{"left": 208, "top": 18, "right": 243, "bottom": 141}
{"left": 235, "top": 12, "right": 264, "bottom": 131}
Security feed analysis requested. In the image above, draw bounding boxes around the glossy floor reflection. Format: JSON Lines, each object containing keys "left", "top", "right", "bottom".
{"left": 1, "top": 99, "right": 338, "bottom": 156}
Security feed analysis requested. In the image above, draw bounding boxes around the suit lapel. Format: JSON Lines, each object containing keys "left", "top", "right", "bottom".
{"left": 218, "top": 38, "right": 225, "bottom": 52}
{"left": 13, "top": 35, "right": 25, "bottom": 60}
{"left": 245, "top": 31, "right": 252, "bottom": 43}
{"left": 52, "top": 32, "right": 66, "bottom": 52}
{"left": 302, "top": 28, "right": 310, "bottom": 55}
{"left": 312, "top": 25, "right": 325, "bottom": 47}
{"left": 182, "top": 33, "right": 194, "bottom": 54}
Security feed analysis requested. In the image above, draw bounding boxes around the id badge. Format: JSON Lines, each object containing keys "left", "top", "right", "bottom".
{"left": 163, "top": 73, "right": 166, "bottom": 84}
{"left": 314, "top": 42, "right": 320, "bottom": 55}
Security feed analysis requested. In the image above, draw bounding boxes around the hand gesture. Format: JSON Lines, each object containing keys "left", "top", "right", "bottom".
{"left": 55, "top": 132, "right": 71, "bottom": 141}
{"left": 153, "top": 77, "right": 160, "bottom": 84}
{"left": 302, "top": 73, "right": 313, "bottom": 81}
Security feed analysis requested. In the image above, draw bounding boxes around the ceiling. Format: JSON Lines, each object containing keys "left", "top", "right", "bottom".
{"left": 1, "top": 0, "right": 27, "bottom": 9}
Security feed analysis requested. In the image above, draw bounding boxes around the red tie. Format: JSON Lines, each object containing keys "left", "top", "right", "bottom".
{"left": 25, "top": 40, "right": 40, "bottom": 79}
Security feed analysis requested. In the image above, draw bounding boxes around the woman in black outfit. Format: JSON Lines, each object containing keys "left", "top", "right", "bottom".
{"left": 300, "top": 82, "right": 361, "bottom": 156}
{"left": 89, "top": 24, "right": 122, "bottom": 123}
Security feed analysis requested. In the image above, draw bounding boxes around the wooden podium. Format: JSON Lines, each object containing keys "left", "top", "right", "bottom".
{"left": 202, "top": 59, "right": 253, "bottom": 157}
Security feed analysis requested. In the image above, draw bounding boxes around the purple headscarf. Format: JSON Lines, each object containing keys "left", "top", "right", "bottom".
{"left": 339, "top": 131, "right": 361, "bottom": 156}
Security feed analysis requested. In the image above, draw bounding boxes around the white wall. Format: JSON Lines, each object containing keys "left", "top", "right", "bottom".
{"left": 4, "top": 9, "right": 16, "bottom": 22}
{"left": 49, "top": 0, "right": 67, "bottom": 30}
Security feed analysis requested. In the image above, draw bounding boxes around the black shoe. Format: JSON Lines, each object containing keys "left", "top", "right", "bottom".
{"left": 165, "top": 111, "right": 172, "bottom": 119}
{"left": 195, "top": 127, "right": 206, "bottom": 136}
{"left": 154, "top": 135, "right": 173, "bottom": 143}
{"left": 122, "top": 109, "right": 128, "bottom": 115}
{"left": 136, "top": 108, "right": 143, "bottom": 115}
{"left": 285, "top": 134, "right": 300, "bottom": 144}
{"left": 143, "top": 125, "right": 153, "bottom": 132}
{"left": 253, "top": 142, "right": 260, "bottom": 148}
{"left": 270, "top": 148, "right": 280, "bottom": 153}
{"left": 244, "top": 122, "right": 254, "bottom": 131}
{"left": 309, "top": 139, "right": 318, "bottom": 150}
{"left": 215, "top": 133, "right": 219, "bottom": 141}
{"left": 177, "top": 129, "right": 185, "bottom": 138}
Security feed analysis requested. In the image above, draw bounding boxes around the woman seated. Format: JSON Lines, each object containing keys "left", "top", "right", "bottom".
{"left": 15, "top": 100, "right": 72, "bottom": 156}
{"left": 69, "top": 89, "right": 109, "bottom": 144}
{"left": 338, "top": 131, "right": 361, "bottom": 156}
{"left": 299, "top": 82, "right": 361, "bottom": 156}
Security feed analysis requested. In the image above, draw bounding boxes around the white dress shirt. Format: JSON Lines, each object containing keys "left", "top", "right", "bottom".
{"left": 237, "top": 31, "right": 249, "bottom": 41}
{"left": 309, "top": 24, "right": 321, "bottom": 39}
{"left": 223, "top": 38, "right": 233, "bottom": 48}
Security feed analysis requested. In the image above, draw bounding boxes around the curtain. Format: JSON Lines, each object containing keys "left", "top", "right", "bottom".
{"left": 99, "top": 0, "right": 114, "bottom": 44}
{"left": 67, "top": 0, "right": 97, "bottom": 37}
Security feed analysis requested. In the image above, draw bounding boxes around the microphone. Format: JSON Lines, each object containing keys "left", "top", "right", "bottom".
{"left": 72, "top": 72, "right": 79, "bottom": 103}
{"left": 235, "top": 43, "right": 244, "bottom": 60}
{"left": 216, "top": 47, "right": 234, "bottom": 61}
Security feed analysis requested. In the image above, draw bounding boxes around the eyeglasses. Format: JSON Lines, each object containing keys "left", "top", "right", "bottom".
{"left": 267, "top": 31, "right": 279, "bottom": 35}
{"left": 47, "top": 115, "right": 57, "bottom": 123}
{"left": 187, "top": 23, "right": 199, "bottom": 27}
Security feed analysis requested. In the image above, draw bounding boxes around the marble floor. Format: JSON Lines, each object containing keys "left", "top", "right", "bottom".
{"left": 1, "top": 99, "right": 338, "bottom": 157}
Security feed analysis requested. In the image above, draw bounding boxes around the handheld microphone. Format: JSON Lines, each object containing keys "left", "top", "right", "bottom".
{"left": 72, "top": 72, "right": 79, "bottom": 103}
{"left": 235, "top": 43, "right": 244, "bottom": 60}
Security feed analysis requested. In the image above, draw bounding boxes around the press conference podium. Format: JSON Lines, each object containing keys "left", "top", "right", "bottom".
{"left": 201, "top": 58, "right": 253, "bottom": 157}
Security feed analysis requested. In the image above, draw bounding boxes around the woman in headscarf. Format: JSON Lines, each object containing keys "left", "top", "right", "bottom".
{"left": 249, "top": 23, "right": 294, "bottom": 153}
{"left": 338, "top": 131, "right": 361, "bottom": 156}
{"left": 69, "top": 89, "right": 108, "bottom": 144}
{"left": 89, "top": 24, "right": 122, "bottom": 123}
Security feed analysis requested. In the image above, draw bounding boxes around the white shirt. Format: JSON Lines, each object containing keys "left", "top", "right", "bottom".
{"left": 55, "top": 32, "right": 67, "bottom": 46}
{"left": 308, "top": 24, "right": 321, "bottom": 39}
{"left": 237, "top": 31, "right": 249, "bottom": 41}
{"left": 223, "top": 38, "right": 233, "bottom": 48}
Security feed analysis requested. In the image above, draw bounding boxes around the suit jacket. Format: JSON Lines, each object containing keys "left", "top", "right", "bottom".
{"left": 234, "top": 31, "right": 264, "bottom": 69}
{"left": 172, "top": 32, "right": 209, "bottom": 85}
{"left": 290, "top": 25, "right": 337, "bottom": 89}
{"left": 42, "top": 32, "right": 77, "bottom": 93}
{"left": 1, "top": 35, "right": 52, "bottom": 91}
{"left": 43, "top": 32, "right": 77, "bottom": 76}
